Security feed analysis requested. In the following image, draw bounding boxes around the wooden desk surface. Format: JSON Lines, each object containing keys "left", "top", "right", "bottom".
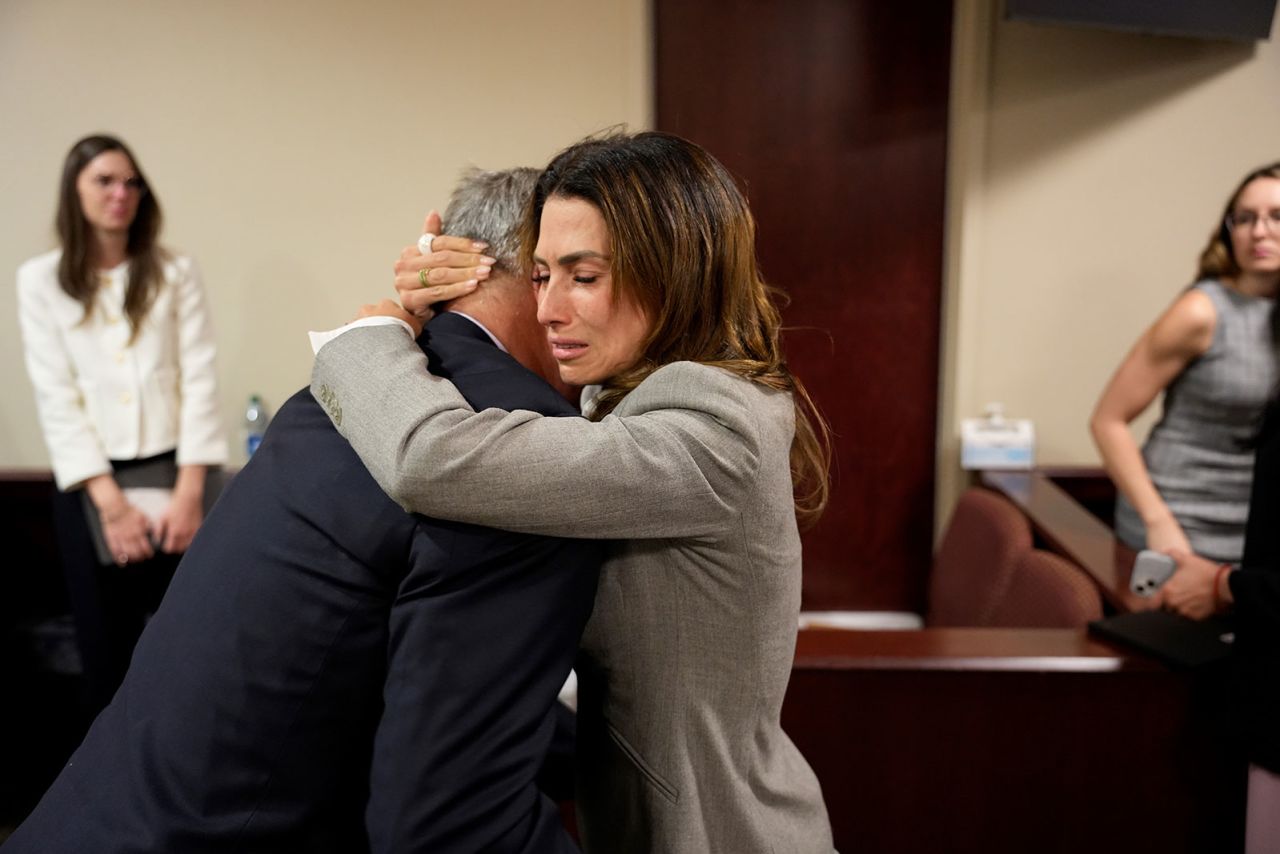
{"left": 795, "top": 626, "right": 1160, "bottom": 672}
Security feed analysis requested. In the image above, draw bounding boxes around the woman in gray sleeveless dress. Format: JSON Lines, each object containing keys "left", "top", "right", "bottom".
{"left": 1091, "top": 162, "right": 1280, "bottom": 564}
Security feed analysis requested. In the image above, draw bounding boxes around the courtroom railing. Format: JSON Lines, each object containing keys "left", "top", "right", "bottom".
{"left": 785, "top": 626, "right": 1243, "bottom": 853}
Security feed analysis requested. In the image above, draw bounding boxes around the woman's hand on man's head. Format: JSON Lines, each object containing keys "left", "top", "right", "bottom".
{"left": 394, "top": 210, "right": 495, "bottom": 316}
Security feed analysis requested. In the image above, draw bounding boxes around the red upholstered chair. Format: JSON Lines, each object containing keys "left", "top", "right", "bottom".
{"left": 988, "top": 549, "right": 1104, "bottom": 628}
{"left": 926, "top": 488, "right": 1033, "bottom": 626}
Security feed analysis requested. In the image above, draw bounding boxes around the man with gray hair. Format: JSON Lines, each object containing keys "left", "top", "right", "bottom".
{"left": 4, "top": 169, "right": 602, "bottom": 854}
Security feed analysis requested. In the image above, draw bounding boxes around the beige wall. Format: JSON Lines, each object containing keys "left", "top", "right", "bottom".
{"left": 938, "top": 2, "right": 1280, "bottom": 524}
{"left": 6, "top": 0, "right": 1277, "bottom": 519}
{"left": 0, "top": 0, "right": 650, "bottom": 467}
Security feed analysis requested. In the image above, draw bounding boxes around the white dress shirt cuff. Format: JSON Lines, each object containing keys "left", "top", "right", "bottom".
{"left": 309, "top": 316, "right": 416, "bottom": 355}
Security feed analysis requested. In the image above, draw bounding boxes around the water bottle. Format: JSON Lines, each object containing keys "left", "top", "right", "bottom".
{"left": 244, "top": 394, "right": 270, "bottom": 459}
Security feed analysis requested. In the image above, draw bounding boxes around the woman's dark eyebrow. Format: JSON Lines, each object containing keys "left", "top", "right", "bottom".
{"left": 559, "top": 250, "right": 611, "bottom": 265}
{"left": 532, "top": 250, "right": 612, "bottom": 266}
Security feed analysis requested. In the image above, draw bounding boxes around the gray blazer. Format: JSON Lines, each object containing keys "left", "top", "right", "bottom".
{"left": 312, "top": 325, "right": 833, "bottom": 854}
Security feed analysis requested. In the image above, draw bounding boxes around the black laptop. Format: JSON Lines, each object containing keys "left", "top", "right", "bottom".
{"left": 1088, "top": 610, "right": 1235, "bottom": 669}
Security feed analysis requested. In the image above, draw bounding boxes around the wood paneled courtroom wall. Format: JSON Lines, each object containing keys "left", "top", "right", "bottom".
{"left": 655, "top": 0, "right": 953, "bottom": 610}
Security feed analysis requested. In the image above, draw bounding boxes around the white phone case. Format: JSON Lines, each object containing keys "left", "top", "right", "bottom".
{"left": 1130, "top": 549, "right": 1177, "bottom": 596}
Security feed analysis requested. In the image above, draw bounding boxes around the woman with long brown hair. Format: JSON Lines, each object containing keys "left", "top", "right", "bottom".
{"left": 1091, "top": 162, "right": 1280, "bottom": 565}
{"left": 17, "top": 134, "right": 226, "bottom": 714}
{"left": 312, "top": 131, "right": 834, "bottom": 852}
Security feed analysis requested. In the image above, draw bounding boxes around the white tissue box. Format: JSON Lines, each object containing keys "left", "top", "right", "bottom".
{"left": 960, "top": 417, "right": 1035, "bottom": 470}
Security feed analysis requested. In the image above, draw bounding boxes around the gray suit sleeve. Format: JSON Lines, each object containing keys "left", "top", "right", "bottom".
{"left": 310, "top": 324, "right": 769, "bottom": 539}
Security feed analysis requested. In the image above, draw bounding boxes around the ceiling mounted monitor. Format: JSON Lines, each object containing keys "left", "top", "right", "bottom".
{"left": 1005, "top": 0, "right": 1276, "bottom": 42}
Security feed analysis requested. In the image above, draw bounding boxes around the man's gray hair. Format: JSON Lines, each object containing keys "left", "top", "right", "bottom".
{"left": 441, "top": 166, "right": 539, "bottom": 274}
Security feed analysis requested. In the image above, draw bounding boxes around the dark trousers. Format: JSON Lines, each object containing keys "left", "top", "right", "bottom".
{"left": 52, "top": 485, "right": 179, "bottom": 718}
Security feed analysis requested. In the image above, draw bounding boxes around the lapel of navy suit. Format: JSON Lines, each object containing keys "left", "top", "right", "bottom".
{"left": 3, "top": 311, "right": 602, "bottom": 854}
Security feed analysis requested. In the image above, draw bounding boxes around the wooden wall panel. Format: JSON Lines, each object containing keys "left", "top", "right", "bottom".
{"left": 784, "top": 629, "right": 1245, "bottom": 852}
{"left": 655, "top": 1, "right": 953, "bottom": 609}
{"left": 0, "top": 472, "right": 82, "bottom": 828}
{"left": 0, "top": 471, "right": 65, "bottom": 626}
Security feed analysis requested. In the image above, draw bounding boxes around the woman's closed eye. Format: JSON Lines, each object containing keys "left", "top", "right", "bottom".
{"left": 531, "top": 271, "right": 600, "bottom": 287}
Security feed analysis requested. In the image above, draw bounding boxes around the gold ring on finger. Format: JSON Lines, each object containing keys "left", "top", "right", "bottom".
{"left": 418, "top": 268, "right": 431, "bottom": 287}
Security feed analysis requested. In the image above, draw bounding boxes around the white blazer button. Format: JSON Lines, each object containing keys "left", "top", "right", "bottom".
{"left": 119, "top": 392, "right": 132, "bottom": 404}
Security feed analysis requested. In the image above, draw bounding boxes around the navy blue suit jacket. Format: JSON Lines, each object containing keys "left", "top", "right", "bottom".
{"left": 5, "top": 312, "right": 602, "bottom": 853}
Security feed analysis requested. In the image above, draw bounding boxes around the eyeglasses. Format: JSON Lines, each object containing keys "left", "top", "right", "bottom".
{"left": 90, "top": 174, "right": 146, "bottom": 195}
{"left": 1225, "top": 210, "right": 1280, "bottom": 232}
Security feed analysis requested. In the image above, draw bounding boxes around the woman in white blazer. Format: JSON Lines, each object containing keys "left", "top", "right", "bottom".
{"left": 313, "top": 132, "right": 835, "bottom": 852}
{"left": 17, "top": 134, "right": 227, "bottom": 713}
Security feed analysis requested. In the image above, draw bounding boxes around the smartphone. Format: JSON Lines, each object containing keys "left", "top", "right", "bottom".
{"left": 1130, "top": 549, "right": 1177, "bottom": 596}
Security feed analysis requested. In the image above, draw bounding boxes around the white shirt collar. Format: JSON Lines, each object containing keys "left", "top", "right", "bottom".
{"left": 447, "top": 310, "right": 508, "bottom": 353}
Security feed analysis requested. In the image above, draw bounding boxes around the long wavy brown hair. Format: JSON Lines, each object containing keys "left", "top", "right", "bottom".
{"left": 521, "top": 131, "right": 831, "bottom": 528}
{"left": 55, "top": 134, "right": 165, "bottom": 344}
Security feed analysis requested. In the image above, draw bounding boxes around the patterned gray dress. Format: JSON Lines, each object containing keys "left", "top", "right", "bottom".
{"left": 1115, "top": 279, "right": 1276, "bottom": 563}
